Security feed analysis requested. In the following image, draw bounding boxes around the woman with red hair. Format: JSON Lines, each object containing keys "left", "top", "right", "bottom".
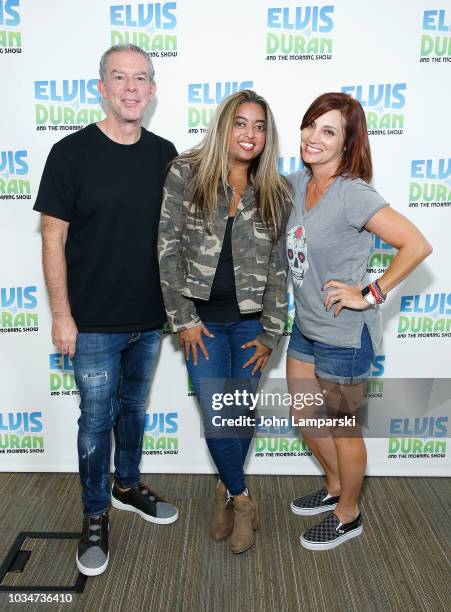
{"left": 286, "top": 92, "right": 432, "bottom": 550}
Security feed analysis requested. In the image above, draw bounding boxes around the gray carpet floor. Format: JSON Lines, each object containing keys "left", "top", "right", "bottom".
{"left": 0, "top": 473, "right": 449, "bottom": 612}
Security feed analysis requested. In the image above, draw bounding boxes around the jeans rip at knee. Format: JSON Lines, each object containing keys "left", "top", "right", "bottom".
{"left": 79, "top": 370, "right": 108, "bottom": 388}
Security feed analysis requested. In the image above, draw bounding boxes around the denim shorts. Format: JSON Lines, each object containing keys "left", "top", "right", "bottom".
{"left": 287, "top": 323, "right": 374, "bottom": 384}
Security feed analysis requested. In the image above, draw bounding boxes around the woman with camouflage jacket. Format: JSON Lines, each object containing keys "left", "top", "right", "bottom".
{"left": 158, "top": 90, "right": 291, "bottom": 553}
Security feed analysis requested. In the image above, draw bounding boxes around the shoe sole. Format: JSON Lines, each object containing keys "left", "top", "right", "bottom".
{"left": 111, "top": 495, "right": 178, "bottom": 524}
{"left": 230, "top": 536, "right": 255, "bottom": 554}
{"left": 210, "top": 529, "right": 234, "bottom": 542}
{"left": 290, "top": 501, "right": 338, "bottom": 516}
{"left": 300, "top": 525, "right": 363, "bottom": 550}
{"left": 76, "top": 552, "right": 109, "bottom": 576}
{"left": 230, "top": 521, "right": 258, "bottom": 553}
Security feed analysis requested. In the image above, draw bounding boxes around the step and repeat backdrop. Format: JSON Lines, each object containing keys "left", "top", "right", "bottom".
{"left": 1, "top": 0, "right": 450, "bottom": 476}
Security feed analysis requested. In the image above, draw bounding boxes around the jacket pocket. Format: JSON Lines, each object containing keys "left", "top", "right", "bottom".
{"left": 253, "top": 221, "right": 272, "bottom": 267}
{"left": 182, "top": 212, "right": 205, "bottom": 273}
{"left": 182, "top": 212, "right": 204, "bottom": 246}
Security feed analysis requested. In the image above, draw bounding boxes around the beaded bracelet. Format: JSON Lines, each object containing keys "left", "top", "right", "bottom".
{"left": 372, "top": 279, "right": 386, "bottom": 302}
{"left": 362, "top": 280, "right": 386, "bottom": 305}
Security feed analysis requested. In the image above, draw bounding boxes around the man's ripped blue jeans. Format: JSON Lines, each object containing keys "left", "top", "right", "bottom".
{"left": 72, "top": 330, "right": 161, "bottom": 516}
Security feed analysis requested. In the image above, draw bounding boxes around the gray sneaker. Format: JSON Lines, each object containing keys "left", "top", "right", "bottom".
{"left": 76, "top": 512, "right": 109, "bottom": 576}
{"left": 111, "top": 482, "right": 178, "bottom": 524}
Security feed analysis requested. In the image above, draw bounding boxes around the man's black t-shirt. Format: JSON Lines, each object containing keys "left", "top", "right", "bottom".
{"left": 34, "top": 123, "right": 177, "bottom": 332}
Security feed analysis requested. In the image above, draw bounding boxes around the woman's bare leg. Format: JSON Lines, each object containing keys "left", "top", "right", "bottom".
{"left": 318, "top": 378, "right": 367, "bottom": 523}
{"left": 286, "top": 357, "right": 341, "bottom": 495}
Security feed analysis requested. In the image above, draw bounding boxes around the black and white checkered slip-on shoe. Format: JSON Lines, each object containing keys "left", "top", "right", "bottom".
{"left": 290, "top": 487, "right": 340, "bottom": 515}
{"left": 300, "top": 512, "right": 363, "bottom": 550}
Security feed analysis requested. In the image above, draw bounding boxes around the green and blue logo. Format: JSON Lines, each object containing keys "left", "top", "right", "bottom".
{"left": 143, "top": 411, "right": 179, "bottom": 453}
{"left": 409, "top": 158, "right": 451, "bottom": 209}
{"left": 367, "top": 235, "right": 396, "bottom": 274}
{"left": 187, "top": 375, "right": 195, "bottom": 397}
{"left": 49, "top": 353, "right": 78, "bottom": 397}
{"left": 109, "top": 2, "right": 177, "bottom": 57}
{"left": 34, "top": 79, "right": 103, "bottom": 131}
{"left": 255, "top": 437, "right": 311, "bottom": 457}
{"left": 187, "top": 81, "right": 254, "bottom": 134}
{"left": 254, "top": 389, "right": 314, "bottom": 455}
{"left": 266, "top": 5, "right": 334, "bottom": 61}
{"left": 0, "top": 286, "right": 38, "bottom": 332}
{"left": 370, "top": 355, "right": 385, "bottom": 378}
{"left": 397, "top": 293, "right": 451, "bottom": 338}
{"left": 341, "top": 83, "right": 406, "bottom": 135}
{"left": 0, "top": 411, "right": 44, "bottom": 452}
{"left": 420, "top": 9, "right": 451, "bottom": 61}
{"left": 284, "top": 290, "right": 295, "bottom": 335}
{"left": 0, "top": 0, "right": 21, "bottom": 52}
{"left": 367, "top": 354, "right": 385, "bottom": 398}
{"left": 388, "top": 416, "right": 447, "bottom": 458}
{"left": 278, "top": 156, "right": 303, "bottom": 176}
{"left": 0, "top": 150, "right": 30, "bottom": 200}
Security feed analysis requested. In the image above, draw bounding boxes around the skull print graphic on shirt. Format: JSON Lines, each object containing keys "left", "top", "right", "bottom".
{"left": 287, "top": 224, "right": 309, "bottom": 288}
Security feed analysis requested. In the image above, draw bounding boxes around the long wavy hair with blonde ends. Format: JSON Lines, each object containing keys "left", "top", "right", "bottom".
{"left": 175, "top": 90, "right": 292, "bottom": 242}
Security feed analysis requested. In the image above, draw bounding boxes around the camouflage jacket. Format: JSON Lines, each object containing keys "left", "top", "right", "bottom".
{"left": 158, "top": 160, "right": 288, "bottom": 350}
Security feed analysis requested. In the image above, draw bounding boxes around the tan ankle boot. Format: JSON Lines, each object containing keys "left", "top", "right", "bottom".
{"left": 229, "top": 493, "right": 260, "bottom": 554}
{"left": 210, "top": 487, "right": 234, "bottom": 541}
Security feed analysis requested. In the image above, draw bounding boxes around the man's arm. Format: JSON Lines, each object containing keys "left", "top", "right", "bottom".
{"left": 41, "top": 213, "right": 78, "bottom": 357}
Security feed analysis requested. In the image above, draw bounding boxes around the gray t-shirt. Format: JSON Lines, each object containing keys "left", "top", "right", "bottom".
{"left": 287, "top": 170, "right": 388, "bottom": 351}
